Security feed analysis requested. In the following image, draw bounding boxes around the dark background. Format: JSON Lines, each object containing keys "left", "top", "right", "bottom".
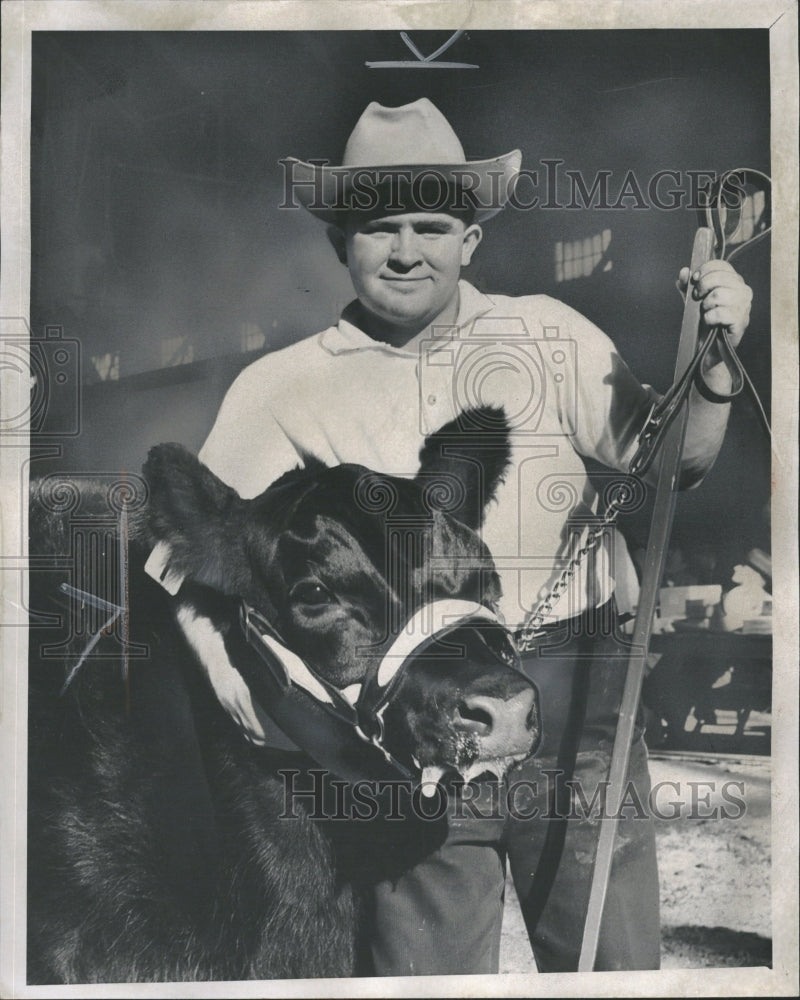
{"left": 30, "top": 29, "right": 772, "bottom": 582}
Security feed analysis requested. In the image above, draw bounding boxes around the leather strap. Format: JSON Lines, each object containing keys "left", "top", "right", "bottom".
{"left": 579, "top": 226, "right": 717, "bottom": 971}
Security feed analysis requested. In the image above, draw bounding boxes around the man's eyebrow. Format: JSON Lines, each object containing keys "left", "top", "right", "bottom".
{"left": 357, "top": 217, "right": 459, "bottom": 234}
{"left": 412, "top": 219, "right": 457, "bottom": 232}
{"left": 360, "top": 219, "right": 401, "bottom": 233}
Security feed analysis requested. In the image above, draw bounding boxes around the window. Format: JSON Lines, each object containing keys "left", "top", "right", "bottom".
{"left": 555, "top": 229, "right": 612, "bottom": 283}
{"left": 91, "top": 352, "right": 120, "bottom": 381}
{"left": 160, "top": 336, "right": 195, "bottom": 368}
{"left": 729, "top": 188, "right": 766, "bottom": 246}
{"left": 240, "top": 321, "right": 265, "bottom": 353}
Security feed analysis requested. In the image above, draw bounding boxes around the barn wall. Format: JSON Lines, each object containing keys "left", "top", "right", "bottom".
{"left": 29, "top": 29, "right": 772, "bottom": 572}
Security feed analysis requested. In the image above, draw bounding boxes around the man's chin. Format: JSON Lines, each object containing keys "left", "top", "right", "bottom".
{"left": 375, "top": 297, "right": 444, "bottom": 329}
{"left": 354, "top": 289, "right": 455, "bottom": 345}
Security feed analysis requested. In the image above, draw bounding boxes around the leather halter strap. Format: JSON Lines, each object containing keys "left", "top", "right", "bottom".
{"left": 232, "top": 601, "right": 413, "bottom": 782}
{"left": 239, "top": 597, "right": 518, "bottom": 765}
{"left": 354, "top": 600, "right": 520, "bottom": 745}
{"left": 145, "top": 541, "right": 523, "bottom": 781}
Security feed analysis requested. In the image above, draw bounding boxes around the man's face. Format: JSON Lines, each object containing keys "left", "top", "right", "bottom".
{"left": 333, "top": 211, "right": 482, "bottom": 336}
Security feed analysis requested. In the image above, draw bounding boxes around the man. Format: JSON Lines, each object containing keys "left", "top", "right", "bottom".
{"left": 199, "top": 99, "right": 753, "bottom": 975}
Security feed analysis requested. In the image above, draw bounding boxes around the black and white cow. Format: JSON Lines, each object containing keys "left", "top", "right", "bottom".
{"left": 27, "top": 410, "right": 539, "bottom": 984}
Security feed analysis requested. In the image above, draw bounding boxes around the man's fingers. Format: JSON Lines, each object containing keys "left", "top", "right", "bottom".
{"left": 676, "top": 259, "right": 752, "bottom": 343}
{"left": 689, "top": 260, "right": 745, "bottom": 298}
{"left": 698, "top": 285, "right": 752, "bottom": 310}
{"left": 701, "top": 288, "right": 752, "bottom": 343}
{"left": 702, "top": 305, "right": 749, "bottom": 331}
{"left": 678, "top": 260, "right": 741, "bottom": 295}
{"left": 692, "top": 275, "right": 746, "bottom": 300}
{"left": 680, "top": 260, "right": 753, "bottom": 343}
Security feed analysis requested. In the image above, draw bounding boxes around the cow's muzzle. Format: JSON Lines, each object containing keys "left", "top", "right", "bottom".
{"left": 354, "top": 601, "right": 537, "bottom": 754}
{"left": 239, "top": 598, "right": 538, "bottom": 781}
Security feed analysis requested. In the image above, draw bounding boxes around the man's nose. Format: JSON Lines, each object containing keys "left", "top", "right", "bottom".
{"left": 388, "top": 230, "right": 422, "bottom": 268}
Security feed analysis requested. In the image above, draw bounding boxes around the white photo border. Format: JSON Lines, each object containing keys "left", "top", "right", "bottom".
{"left": 1, "top": 2, "right": 797, "bottom": 998}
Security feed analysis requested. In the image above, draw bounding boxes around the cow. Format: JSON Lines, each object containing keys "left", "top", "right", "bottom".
{"left": 26, "top": 408, "right": 539, "bottom": 984}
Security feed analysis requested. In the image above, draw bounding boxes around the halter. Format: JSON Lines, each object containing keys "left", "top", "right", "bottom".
{"left": 237, "top": 596, "right": 523, "bottom": 781}
{"left": 141, "top": 537, "right": 526, "bottom": 779}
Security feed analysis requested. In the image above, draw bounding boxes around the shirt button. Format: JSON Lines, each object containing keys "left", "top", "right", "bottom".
{"left": 428, "top": 394, "right": 437, "bottom": 405}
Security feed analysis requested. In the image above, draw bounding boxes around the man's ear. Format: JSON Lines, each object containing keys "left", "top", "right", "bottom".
{"left": 416, "top": 407, "right": 510, "bottom": 531}
{"left": 327, "top": 224, "right": 348, "bottom": 265}
{"left": 461, "top": 223, "right": 483, "bottom": 267}
{"left": 143, "top": 443, "right": 243, "bottom": 592}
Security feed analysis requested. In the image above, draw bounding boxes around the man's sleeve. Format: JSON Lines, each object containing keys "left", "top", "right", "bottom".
{"left": 198, "top": 363, "right": 303, "bottom": 499}
{"left": 543, "top": 298, "right": 658, "bottom": 473}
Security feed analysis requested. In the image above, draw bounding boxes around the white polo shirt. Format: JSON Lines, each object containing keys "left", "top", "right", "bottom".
{"left": 199, "top": 281, "right": 655, "bottom": 626}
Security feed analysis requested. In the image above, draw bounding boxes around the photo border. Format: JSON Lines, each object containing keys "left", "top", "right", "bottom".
{"left": 2, "top": 2, "right": 797, "bottom": 997}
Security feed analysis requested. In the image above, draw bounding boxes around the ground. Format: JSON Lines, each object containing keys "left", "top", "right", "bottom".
{"left": 498, "top": 752, "right": 771, "bottom": 973}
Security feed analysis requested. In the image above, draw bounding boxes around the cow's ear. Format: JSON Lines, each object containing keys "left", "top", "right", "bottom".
{"left": 297, "top": 448, "right": 328, "bottom": 475}
{"left": 266, "top": 448, "right": 328, "bottom": 491}
{"left": 417, "top": 407, "right": 511, "bottom": 530}
{"left": 143, "top": 443, "right": 242, "bottom": 590}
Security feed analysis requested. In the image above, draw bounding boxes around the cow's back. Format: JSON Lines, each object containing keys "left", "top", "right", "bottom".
{"left": 26, "top": 488, "right": 358, "bottom": 984}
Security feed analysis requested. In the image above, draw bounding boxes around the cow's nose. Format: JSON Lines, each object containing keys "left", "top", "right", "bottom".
{"left": 455, "top": 686, "right": 538, "bottom": 756}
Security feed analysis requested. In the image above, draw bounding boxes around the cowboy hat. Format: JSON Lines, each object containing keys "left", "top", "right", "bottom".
{"left": 283, "top": 98, "right": 522, "bottom": 223}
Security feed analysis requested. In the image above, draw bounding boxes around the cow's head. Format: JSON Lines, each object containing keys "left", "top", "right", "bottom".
{"left": 143, "top": 408, "right": 538, "bottom": 787}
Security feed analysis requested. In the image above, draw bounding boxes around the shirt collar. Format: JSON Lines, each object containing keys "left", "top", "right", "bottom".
{"left": 319, "top": 280, "right": 495, "bottom": 357}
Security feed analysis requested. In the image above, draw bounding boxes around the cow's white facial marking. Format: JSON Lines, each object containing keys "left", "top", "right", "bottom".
{"left": 144, "top": 540, "right": 185, "bottom": 596}
{"left": 175, "top": 604, "right": 275, "bottom": 746}
{"left": 176, "top": 602, "right": 349, "bottom": 747}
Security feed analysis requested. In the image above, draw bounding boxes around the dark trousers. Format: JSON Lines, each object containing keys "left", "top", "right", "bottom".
{"left": 370, "top": 604, "right": 661, "bottom": 975}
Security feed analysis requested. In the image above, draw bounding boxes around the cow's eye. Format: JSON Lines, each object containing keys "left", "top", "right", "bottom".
{"left": 289, "top": 580, "right": 336, "bottom": 607}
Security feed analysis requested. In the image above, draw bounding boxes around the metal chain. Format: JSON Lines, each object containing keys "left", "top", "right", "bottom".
{"left": 516, "top": 481, "right": 634, "bottom": 651}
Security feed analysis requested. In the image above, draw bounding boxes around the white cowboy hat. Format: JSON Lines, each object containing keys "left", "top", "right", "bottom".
{"left": 283, "top": 98, "right": 522, "bottom": 223}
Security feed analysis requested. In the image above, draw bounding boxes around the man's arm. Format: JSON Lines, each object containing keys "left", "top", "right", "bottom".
{"left": 545, "top": 257, "right": 754, "bottom": 488}
{"left": 675, "top": 259, "right": 753, "bottom": 488}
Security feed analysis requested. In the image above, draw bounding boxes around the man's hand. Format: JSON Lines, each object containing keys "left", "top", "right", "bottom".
{"left": 677, "top": 260, "right": 753, "bottom": 347}
{"left": 675, "top": 259, "right": 754, "bottom": 488}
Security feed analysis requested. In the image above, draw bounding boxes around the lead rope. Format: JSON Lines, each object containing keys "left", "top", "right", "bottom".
{"left": 516, "top": 168, "right": 771, "bottom": 651}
